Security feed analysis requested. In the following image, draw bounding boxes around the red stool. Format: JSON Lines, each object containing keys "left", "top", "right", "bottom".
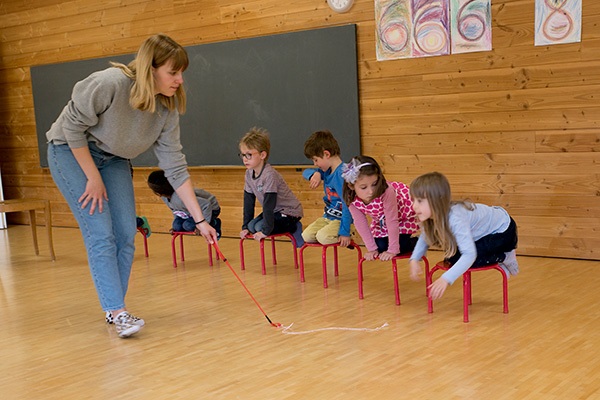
{"left": 299, "top": 242, "right": 362, "bottom": 288}
{"left": 239, "top": 232, "right": 299, "bottom": 275}
{"left": 426, "top": 260, "right": 509, "bottom": 322}
{"left": 171, "top": 231, "right": 218, "bottom": 268}
{"left": 358, "top": 253, "right": 429, "bottom": 305}
{"left": 137, "top": 227, "right": 149, "bottom": 257}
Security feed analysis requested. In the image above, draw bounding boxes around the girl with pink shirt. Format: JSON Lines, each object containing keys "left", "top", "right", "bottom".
{"left": 342, "top": 156, "right": 419, "bottom": 261}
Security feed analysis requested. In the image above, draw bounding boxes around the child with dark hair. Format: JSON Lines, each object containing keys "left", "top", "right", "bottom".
{"left": 301, "top": 130, "right": 353, "bottom": 247}
{"left": 148, "top": 170, "right": 221, "bottom": 237}
{"left": 342, "top": 155, "right": 419, "bottom": 261}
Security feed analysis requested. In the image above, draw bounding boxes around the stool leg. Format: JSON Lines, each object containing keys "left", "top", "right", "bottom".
{"left": 260, "top": 239, "right": 267, "bottom": 275}
{"left": 287, "top": 233, "right": 299, "bottom": 269}
{"left": 426, "top": 267, "right": 435, "bottom": 313}
{"left": 392, "top": 258, "right": 401, "bottom": 305}
{"left": 358, "top": 258, "right": 365, "bottom": 299}
{"left": 322, "top": 245, "right": 328, "bottom": 288}
{"left": 239, "top": 239, "right": 246, "bottom": 270}
{"left": 463, "top": 272, "right": 471, "bottom": 323}
{"left": 500, "top": 267, "right": 509, "bottom": 313}
{"left": 28, "top": 209, "right": 39, "bottom": 256}
{"left": 333, "top": 246, "right": 339, "bottom": 277}
{"left": 208, "top": 243, "right": 213, "bottom": 266}
{"left": 271, "top": 237, "right": 277, "bottom": 265}
{"left": 179, "top": 234, "right": 185, "bottom": 262}
{"left": 171, "top": 234, "right": 178, "bottom": 268}
{"left": 299, "top": 245, "right": 306, "bottom": 282}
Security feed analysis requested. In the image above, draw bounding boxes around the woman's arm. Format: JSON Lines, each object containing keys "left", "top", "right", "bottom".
{"left": 175, "top": 179, "right": 217, "bottom": 244}
{"left": 71, "top": 146, "right": 107, "bottom": 215}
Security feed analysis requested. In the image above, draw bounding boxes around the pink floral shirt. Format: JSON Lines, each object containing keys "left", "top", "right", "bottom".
{"left": 349, "top": 181, "right": 419, "bottom": 254}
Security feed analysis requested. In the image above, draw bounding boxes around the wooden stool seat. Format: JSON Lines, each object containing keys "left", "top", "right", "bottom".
{"left": 358, "top": 253, "right": 429, "bottom": 305}
{"left": 171, "top": 231, "right": 218, "bottom": 268}
{"left": 0, "top": 199, "right": 55, "bottom": 260}
{"left": 298, "top": 241, "right": 362, "bottom": 288}
{"left": 240, "top": 232, "right": 299, "bottom": 274}
{"left": 426, "top": 260, "right": 509, "bottom": 322}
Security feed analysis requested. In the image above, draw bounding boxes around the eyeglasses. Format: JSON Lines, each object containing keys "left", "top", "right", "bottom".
{"left": 238, "top": 151, "right": 258, "bottom": 160}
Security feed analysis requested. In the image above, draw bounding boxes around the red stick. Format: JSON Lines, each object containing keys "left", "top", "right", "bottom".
{"left": 212, "top": 242, "right": 281, "bottom": 328}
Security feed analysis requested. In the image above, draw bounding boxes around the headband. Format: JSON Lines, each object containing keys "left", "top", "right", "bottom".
{"left": 341, "top": 159, "right": 373, "bottom": 184}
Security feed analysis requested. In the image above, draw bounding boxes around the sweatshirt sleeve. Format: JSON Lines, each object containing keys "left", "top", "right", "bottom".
{"left": 331, "top": 170, "right": 353, "bottom": 237}
{"left": 441, "top": 213, "right": 477, "bottom": 285}
{"left": 242, "top": 190, "right": 256, "bottom": 229}
{"left": 260, "top": 192, "right": 277, "bottom": 235}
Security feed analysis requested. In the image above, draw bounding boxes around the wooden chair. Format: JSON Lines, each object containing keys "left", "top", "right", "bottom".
{"left": 298, "top": 241, "right": 362, "bottom": 288}
{"left": 0, "top": 199, "right": 56, "bottom": 261}
{"left": 239, "top": 232, "right": 299, "bottom": 274}
{"left": 426, "top": 260, "right": 509, "bottom": 322}
{"left": 358, "top": 253, "right": 429, "bottom": 305}
{"left": 171, "top": 231, "right": 218, "bottom": 268}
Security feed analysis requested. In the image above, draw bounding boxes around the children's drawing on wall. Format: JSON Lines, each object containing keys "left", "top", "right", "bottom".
{"left": 450, "top": 0, "right": 492, "bottom": 54}
{"left": 375, "top": 0, "right": 491, "bottom": 61}
{"left": 535, "top": 0, "right": 581, "bottom": 46}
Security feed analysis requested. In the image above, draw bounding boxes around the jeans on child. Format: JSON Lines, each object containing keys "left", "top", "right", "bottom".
{"left": 47, "top": 142, "right": 136, "bottom": 311}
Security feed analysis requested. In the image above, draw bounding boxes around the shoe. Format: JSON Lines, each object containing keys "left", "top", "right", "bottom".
{"left": 105, "top": 311, "right": 145, "bottom": 327}
{"left": 114, "top": 311, "right": 143, "bottom": 338}
{"left": 137, "top": 216, "right": 151, "bottom": 238}
{"left": 291, "top": 221, "right": 305, "bottom": 248}
{"left": 210, "top": 217, "right": 222, "bottom": 240}
{"left": 500, "top": 249, "right": 519, "bottom": 276}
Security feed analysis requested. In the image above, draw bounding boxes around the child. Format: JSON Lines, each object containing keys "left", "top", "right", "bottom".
{"left": 239, "top": 127, "right": 304, "bottom": 244}
{"left": 342, "top": 155, "right": 419, "bottom": 262}
{"left": 301, "top": 130, "right": 353, "bottom": 247}
{"left": 148, "top": 170, "right": 222, "bottom": 238}
{"left": 408, "top": 171, "right": 519, "bottom": 300}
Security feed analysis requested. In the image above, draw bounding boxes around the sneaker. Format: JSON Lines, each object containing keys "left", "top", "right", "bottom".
{"left": 137, "top": 216, "right": 151, "bottom": 238}
{"left": 210, "top": 217, "right": 222, "bottom": 240}
{"left": 500, "top": 249, "right": 519, "bottom": 276}
{"left": 114, "top": 311, "right": 143, "bottom": 338}
{"left": 105, "top": 311, "right": 145, "bottom": 327}
{"left": 291, "top": 221, "right": 305, "bottom": 248}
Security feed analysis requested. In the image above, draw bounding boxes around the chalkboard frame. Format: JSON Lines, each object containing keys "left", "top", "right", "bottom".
{"left": 32, "top": 25, "right": 361, "bottom": 167}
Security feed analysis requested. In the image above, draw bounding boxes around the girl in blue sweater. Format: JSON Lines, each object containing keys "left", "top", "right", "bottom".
{"left": 408, "top": 172, "right": 519, "bottom": 300}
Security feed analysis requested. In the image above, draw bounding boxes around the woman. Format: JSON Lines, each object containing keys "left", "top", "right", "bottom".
{"left": 46, "top": 34, "right": 217, "bottom": 338}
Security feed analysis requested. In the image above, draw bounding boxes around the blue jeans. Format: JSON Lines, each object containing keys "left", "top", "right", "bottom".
{"left": 47, "top": 142, "right": 137, "bottom": 311}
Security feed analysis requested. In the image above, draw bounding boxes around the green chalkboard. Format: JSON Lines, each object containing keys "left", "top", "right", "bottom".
{"left": 32, "top": 25, "right": 360, "bottom": 167}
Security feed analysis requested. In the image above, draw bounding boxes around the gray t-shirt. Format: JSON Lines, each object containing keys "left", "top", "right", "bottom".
{"left": 244, "top": 163, "right": 303, "bottom": 218}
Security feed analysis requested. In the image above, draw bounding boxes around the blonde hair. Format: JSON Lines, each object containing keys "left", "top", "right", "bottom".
{"left": 409, "top": 172, "right": 473, "bottom": 258}
{"left": 239, "top": 127, "right": 271, "bottom": 161}
{"left": 112, "top": 34, "right": 189, "bottom": 114}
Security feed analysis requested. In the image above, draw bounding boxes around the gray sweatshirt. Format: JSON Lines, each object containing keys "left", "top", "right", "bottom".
{"left": 46, "top": 67, "right": 190, "bottom": 189}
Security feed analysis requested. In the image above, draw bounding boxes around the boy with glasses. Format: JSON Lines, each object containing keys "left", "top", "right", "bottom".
{"left": 238, "top": 127, "right": 304, "bottom": 245}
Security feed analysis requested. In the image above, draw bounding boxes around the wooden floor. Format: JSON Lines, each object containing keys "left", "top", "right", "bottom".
{"left": 1, "top": 225, "right": 600, "bottom": 399}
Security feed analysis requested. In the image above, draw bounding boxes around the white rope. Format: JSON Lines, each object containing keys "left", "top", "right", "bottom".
{"left": 279, "top": 322, "right": 389, "bottom": 335}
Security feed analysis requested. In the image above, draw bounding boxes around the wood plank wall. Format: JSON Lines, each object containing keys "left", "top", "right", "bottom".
{"left": 0, "top": 0, "right": 599, "bottom": 260}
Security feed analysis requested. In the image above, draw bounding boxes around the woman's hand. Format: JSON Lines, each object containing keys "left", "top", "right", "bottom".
{"left": 427, "top": 277, "right": 449, "bottom": 300}
{"left": 195, "top": 221, "right": 218, "bottom": 244}
{"left": 78, "top": 176, "right": 108, "bottom": 215}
